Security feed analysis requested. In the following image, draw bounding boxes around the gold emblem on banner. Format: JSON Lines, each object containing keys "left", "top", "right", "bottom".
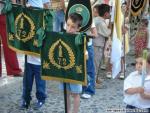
{"left": 75, "top": 65, "right": 82, "bottom": 74}
{"left": 15, "top": 13, "right": 35, "bottom": 42}
{"left": 33, "top": 39, "right": 38, "bottom": 47}
{"left": 49, "top": 39, "right": 75, "bottom": 70}
{"left": 43, "top": 61, "right": 50, "bottom": 69}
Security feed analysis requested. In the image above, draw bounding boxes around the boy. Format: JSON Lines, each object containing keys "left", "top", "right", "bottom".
{"left": 20, "top": 0, "right": 50, "bottom": 110}
{"left": 124, "top": 56, "right": 150, "bottom": 113}
{"left": 93, "top": 4, "right": 111, "bottom": 87}
{"left": 60, "top": 12, "right": 83, "bottom": 113}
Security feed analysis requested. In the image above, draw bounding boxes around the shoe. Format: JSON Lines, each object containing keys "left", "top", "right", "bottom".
{"left": 106, "top": 72, "right": 111, "bottom": 79}
{"left": 100, "top": 64, "right": 106, "bottom": 70}
{"left": 81, "top": 94, "right": 91, "bottom": 99}
{"left": 96, "top": 77, "right": 101, "bottom": 84}
{"left": 95, "top": 83, "right": 102, "bottom": 89}
{"left": 33, "top": 101, "right": 45, "bottom": 110}
{"left": 13, "top": 72, "right": 24, "bottom": 77}
{"left": 20, "top": 101, "right": 30, "bottom": 110}
{"left": 119, "top": 72, "right": 124, "bottom": 79}
{"left": 8, "top": 72, "right": 24, "bottom": 77}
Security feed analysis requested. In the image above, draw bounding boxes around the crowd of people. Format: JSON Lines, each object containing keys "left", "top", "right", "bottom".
{"left": 0, "top": 0, "right": 150, "bottom": 113}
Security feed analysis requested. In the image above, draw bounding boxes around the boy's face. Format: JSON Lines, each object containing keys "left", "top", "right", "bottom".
{"left": 135, "top": 58, "right": 143, "bottom": 71}
{"left": 93, "top": 8, "right": 98, "bottom": 17}
{"left": 66, "top": 18, "right": 80, "bottom": 33}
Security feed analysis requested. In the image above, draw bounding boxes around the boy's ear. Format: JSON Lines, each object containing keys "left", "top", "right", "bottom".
{"left": 65, "top": 0, "right": 92, "bottom": 32}
{"left": 78, "top": 27, "right": 82, "bottom": 31}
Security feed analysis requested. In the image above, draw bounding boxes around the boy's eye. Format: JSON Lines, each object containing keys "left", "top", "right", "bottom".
{"left": 135, "top": 61, "right": 143, "bottom": 65}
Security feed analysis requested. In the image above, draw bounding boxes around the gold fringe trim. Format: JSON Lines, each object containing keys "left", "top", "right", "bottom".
{"left": 42, "top": 76, "right": 86, "bottom": 86}
{"left": 8, "top": 45, "right": 40, "bottom": 57}
{"left": 83, "top": 36, "right": 87, "bottom": 86}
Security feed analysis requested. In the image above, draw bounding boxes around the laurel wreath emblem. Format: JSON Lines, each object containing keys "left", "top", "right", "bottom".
{"left": 15, "top": 13, "right": 35, "bottom": 42}
{"left": 49, "top": 39, "right": 75, "bottom": 70}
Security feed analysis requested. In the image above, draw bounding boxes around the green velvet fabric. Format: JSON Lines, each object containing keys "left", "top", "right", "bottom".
{"left": 41, "top": 31, "right": 87, "bottom": 85}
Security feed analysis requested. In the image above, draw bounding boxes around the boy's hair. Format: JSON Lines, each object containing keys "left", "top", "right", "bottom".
{"left": 98, "top": 4, "right": 110, "bottom": 17}
{"left": 68, "top": 13, "right": 83, "bottom": 27}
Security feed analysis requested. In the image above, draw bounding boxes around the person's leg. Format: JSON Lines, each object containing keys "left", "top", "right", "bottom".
{"left": 0, "top": 36, "right": 2, "bottom": 77}
{"left": 67, "top": 91, "right": 71, "bottom": 113}
{"left": 54, "top": 10, "right": 65, "bottom": 32}
{"left": 82, "top": 46, "right": 95, "bottom": 96}
{"left": 34, "top": 64, "right": 46, "bottom": 103}
{"left": 70, "top": 84, "right": 82, "bottom": 113}
{"left": 22, "top": 63, "right": 34, "bottom": 107}
{"left": 0, "top": 15, "right": 22, "bottom": 76}
{"left": 72, "top": 93, "right": 80, "bottom": 113}
{"left": 94, "top": 46, "right": 103, "bottom": 83}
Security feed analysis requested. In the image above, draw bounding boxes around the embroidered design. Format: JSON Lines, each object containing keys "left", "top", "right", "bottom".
{"left": 43, "top": 61, "right": 50, "bottom": 69}
{"left": 49, "top": 39, "right": 75, "bottom": 70}
{"left": 14, "top": 13, "right": 35, "bottom": 42}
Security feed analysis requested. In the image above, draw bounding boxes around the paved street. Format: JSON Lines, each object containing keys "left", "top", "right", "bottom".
{"left": 0, "top": 51, "right": 135, "bottom": 113}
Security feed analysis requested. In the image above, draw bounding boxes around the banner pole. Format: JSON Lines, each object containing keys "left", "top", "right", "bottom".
{"left": 60, "top": 22, "right": 68, "bottom": 113}
{"left": 123, "top": 17, "right": 126, "bottom": 79}
{"left": 63, "top": 83, "right": 68, "bottom": 113}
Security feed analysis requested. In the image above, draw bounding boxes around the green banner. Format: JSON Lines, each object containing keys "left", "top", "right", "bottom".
{"left": 41, "top": 32, "right": 87, "bottom": 85}
{"left": 5, "top": 4, "right": 53, "bottom": 56}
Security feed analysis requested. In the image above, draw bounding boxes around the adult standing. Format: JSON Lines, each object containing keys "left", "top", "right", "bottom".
{"left": 52, "top": 0, "right": 65, "bottom": 32}
{"left": 0, "top": 0, "right": 22, "bottom": 77}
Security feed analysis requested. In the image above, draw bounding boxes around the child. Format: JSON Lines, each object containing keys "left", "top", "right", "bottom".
{"left": 60, "top": 13, "right": 83, "bottom": 113}
{"left": 93, "top": 4, "right": 112, "bottom": 86}
{"left": 20, "top": 0, "right": 50, "bottom": 110}
{"left": 124, "top": 56, "right": 150, "bottom": 113}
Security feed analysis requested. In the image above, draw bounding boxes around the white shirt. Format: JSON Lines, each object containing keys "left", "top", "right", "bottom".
{"left": 28, "top": 0, "right": 50, "bottom": 8}
{"left": 86, "top": 22, "right": 96, "bottom": 46}
{"left": 0, "top": 2, "right": 4, "bottom": 14}
{"left": 93, "top": 16, "right": 111, "bottom": 47}
{"left": 27, "top": 0, "right": 50, "bottom": 65}
{"left": 124, "top": 71, "right": 150, "bottom": 109}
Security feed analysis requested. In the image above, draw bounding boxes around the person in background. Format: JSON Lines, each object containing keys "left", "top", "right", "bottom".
{"left": 93, "top": 4, "right": 112, "bottom": 87}
{"left": 52, "top": 0, "right": 65, "bottom": 32}
{"left": 81, "top": 20, "right": 97, "bottom": 99}
{"left": 20, "top": 0, "right": 50, "bottom": 110}
{"left": 0, "top": 0, "right": 23, "bottom": 77}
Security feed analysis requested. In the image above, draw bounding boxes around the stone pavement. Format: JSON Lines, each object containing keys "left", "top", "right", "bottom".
{"left": 0, "top": 52, "right": 135, "bottom": 113}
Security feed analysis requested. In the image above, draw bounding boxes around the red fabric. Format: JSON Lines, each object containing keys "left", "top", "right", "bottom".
{"left": 134, "top": 27, "right": 147, "bottom": 57}
{"left": 0, "top": 15, "right": 22, "bottom": 76}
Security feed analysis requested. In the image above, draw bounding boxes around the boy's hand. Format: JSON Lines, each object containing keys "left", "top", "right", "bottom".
{"left": 140, "top": 93, "right": 146, "bottom": 99}
{"left": 122, "top": 26, "right": 128, "bottom": 34}
{"left": 136, "top": 87, "right": 144, "bottom": 94}
{"left": 26, "top": 3, "right": 31, "bottom": 7}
